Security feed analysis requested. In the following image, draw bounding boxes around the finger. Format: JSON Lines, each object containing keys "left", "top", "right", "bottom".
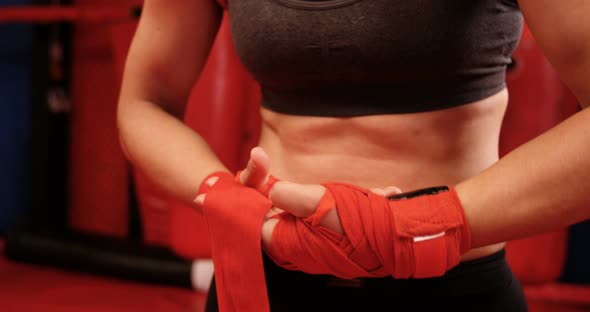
{"left": 370, "top": 188, "right": 387, "bottom": 196}
{"left": 239, "top": 147, "right": 271, "bottom": 188}
{"left": 205, "top": 176, "right": 219, "bottom": 187}
{"left": 382, "top": 186, "right": 403, "bottom": 197}
{"left": 194, "top": 193, "right": 206, "bottom": 208}
{"left": 194, "top": 176, "right": 219, "bottom": 209}
{"left": 370, "top": 186, "right": 403, "bottom": 197}
{"left": 269, "top": 181, "right": 326, "bottom": 218}
{"left": 264, "top": 206, "right": 285, "bottom": 220}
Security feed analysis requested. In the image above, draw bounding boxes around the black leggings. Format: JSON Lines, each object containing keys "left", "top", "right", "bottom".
{"left": 205, "top": 249, "right": 527, "bottom": 311}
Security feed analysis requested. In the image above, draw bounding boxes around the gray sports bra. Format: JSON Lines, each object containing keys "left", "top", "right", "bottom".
{"left": 227, "top": 0, "right": 523, "bottom": 116}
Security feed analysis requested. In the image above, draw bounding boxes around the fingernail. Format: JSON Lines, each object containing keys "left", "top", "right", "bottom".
{"left": 251, "top": 146, "right": 262, "bottom": 156}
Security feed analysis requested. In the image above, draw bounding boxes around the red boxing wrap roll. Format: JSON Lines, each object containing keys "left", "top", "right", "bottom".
{"left": 199, "top": 172, "right": 272, "bottom": 312}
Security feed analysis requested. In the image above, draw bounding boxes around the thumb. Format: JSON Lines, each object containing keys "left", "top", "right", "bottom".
{"left": 370, "top": 185, "right": 403, "bottom": 197}
{"left": 268, "top": 181, "right": 326, "bottom": 218}
{"left": 239, "top": 146, "right": 271, "bottom": 189}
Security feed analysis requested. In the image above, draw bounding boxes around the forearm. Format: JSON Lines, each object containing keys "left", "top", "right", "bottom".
{"left": 118, "top": 100, "right": 228, "bottom": 207}
{"left": 456, "top": 105, "right": 590, "bottom": 248}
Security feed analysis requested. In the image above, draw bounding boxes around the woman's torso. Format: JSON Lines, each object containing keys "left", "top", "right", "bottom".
{"left": 228, "top": 0, "right": 523, "bottom": 261}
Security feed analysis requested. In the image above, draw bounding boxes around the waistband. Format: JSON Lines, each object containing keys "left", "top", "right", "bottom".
{"left": 263, "top": 249, "right": 513, "bottom": 297}
{"left": 327, "top": 249, "right": 511, "bottom": 295}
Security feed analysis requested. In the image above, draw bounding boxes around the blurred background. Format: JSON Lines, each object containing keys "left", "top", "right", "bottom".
{"left": 0, "top": 1, "right": 589, "bottom": 311}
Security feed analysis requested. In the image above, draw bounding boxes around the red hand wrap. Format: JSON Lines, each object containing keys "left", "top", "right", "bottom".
{"left": 198, "top": 172, "right": 272, "bottom": 312}
{"left": 270, "top": 183, "right": 471, "bottom": 279}
{"left": 199, "top": 176, "right": 471, "bottom": 312}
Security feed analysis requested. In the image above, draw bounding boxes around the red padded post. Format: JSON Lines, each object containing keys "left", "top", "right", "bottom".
{"left": 68, "top": 0, "right": 142, "bottom": 238}
{"left": 502, "top": 24, "right": 573, "bottom": 285}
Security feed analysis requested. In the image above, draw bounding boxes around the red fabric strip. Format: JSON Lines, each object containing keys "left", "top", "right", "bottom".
{"left": 270, "top": 183, "right": 471, "bottom": 279}
{"left": 200, "top": 172, "right": 272, "bottom": 312}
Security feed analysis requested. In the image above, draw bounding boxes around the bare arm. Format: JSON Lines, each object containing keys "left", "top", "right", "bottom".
{"left": 117, "top": 0, "right": 227, "bottom": 207}
{"left": 456, "top": 0, "right": 590, "bottom": 247}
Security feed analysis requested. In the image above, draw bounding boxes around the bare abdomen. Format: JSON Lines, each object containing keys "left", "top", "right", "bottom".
{"left": 258, "top": 88, "right": 510, "bottom": 261}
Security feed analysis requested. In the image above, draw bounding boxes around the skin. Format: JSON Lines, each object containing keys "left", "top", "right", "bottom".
{"left": 201, "top": 0, "right": 590, "bottom": 252}
{"left": 119, "top": 0, "right": 590, "bottom": 270}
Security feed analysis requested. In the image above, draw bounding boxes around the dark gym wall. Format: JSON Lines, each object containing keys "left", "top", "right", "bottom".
{"left": 0, "top": 0, "right": 34, "bottom": 233}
